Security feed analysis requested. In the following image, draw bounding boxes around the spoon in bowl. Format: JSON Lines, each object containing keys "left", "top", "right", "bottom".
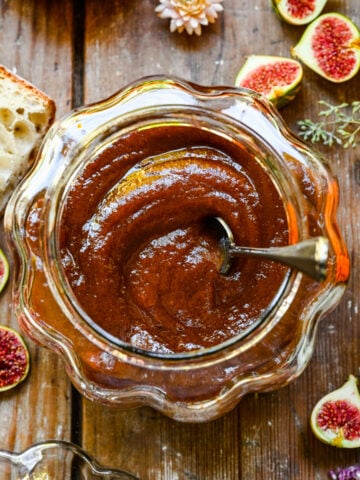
{"left": 213, "top": 217, "right": 329, "bottom": 282}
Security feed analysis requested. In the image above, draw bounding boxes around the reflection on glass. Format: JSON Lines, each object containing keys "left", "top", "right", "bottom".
{"left": 0, "top": 440, "right": 138, "bottom": 480}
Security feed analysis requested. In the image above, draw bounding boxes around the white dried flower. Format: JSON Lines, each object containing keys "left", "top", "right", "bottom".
{"left": 155, "top": 0, "right": 224, "bottom": 36}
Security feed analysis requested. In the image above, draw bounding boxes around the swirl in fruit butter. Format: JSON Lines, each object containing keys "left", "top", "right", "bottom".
{"left": 59, "top": 125, "right": 288, "bottom": 353}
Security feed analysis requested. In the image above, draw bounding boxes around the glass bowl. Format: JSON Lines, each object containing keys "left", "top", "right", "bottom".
{"left": 0, "top": 440, "right": 138, "bottom": 479}
{"left": 4, "top": 75, "right": 349, "bottom": 422}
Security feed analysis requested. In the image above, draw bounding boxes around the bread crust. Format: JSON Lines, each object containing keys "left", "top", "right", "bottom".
{"left": 0, "top": 65, "right": 56, "bottom": 213}
{"left": 0, "top": 65, "right": 56, "bottom": 125}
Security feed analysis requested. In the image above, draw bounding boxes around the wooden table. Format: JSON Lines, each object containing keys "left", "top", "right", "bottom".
{"left": 0, "top": 1, "right": 359, "bottom": 478}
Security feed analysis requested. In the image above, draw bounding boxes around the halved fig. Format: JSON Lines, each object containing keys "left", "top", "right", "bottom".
{"left": 272, "top": 0, "right": 327, "bottom": 26}
{"left": 311, "top": 375, "right": 360, "bottom": 448}
{"left": 234, "top": 55, "right": 303, "bottom": 108}
{"left": 292, "top": 13, "right": 360, "bottom": 82}
{"left": 0, "top": 326, "right": 30, "bottom": 392}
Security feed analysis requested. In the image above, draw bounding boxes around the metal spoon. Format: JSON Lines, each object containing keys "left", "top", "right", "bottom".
{"left": 214, "top": 217, "right": 329, "bottom": 282}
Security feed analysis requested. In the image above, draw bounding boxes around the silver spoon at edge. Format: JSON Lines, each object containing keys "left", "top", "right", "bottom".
{"left": 214, "top": 217, "right": 329, "bottom": 282}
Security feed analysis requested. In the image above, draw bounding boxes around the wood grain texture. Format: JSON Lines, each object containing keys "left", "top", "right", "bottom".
{"left": 0, "top": 0, "right": 359, "bottom": 478}
{"left": 0, "top": 0, "right": 74, "bottom": 452}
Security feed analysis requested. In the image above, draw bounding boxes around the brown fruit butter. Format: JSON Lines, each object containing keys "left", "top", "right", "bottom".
{"left": 6, "top": 77, "right": 349, "bottom": 421}
{"left": 59, "top": 125, "right": 288, "bottom": 354}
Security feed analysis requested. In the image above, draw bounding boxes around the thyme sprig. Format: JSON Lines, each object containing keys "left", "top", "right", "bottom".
{"left": 297, "top": 100, "right": 360, "bottom": 148}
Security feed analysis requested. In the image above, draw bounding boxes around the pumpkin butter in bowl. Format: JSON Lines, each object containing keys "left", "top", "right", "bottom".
{"left": 5, "top": 76, "right": 349, "bottom": 422}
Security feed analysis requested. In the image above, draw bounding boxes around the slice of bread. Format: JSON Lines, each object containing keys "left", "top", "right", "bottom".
{"left": 0, "top": 65, "right": 56, "bottom": 212}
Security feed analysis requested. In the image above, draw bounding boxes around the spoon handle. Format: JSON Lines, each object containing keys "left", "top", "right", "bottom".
{"left": 229, "top": 237, "right": 329, "bottom": 282}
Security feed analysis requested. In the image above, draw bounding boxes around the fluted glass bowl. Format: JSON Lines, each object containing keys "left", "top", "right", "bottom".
{"left": 0, "top": 440, "right": 138, "bottom": 479}
{"left": 4, "top": 76, "right": 349, "bottom": 422}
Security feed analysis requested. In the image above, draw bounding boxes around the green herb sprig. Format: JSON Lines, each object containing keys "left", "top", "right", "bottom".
{"left": 297, "top": 100, "right": 360, "bottom": 148}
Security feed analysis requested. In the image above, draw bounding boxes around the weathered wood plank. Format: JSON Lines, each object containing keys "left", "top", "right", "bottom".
{"left": 0, "top": 0, "right": 74, "bottom": 453}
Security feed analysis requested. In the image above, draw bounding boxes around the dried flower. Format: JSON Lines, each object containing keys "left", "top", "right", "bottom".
{"left": 155, "top": 0, "right": 224, "bottom": 36}
{"left": 329, "top": 464, "right": 360, "bottom": 480}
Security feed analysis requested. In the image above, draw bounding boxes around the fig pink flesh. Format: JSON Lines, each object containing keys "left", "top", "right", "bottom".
{"left": 317, "top": 400, "right": 360, "bottom": 440}
{"left": 0, "top": 328, "right": 28, "bottom": 390}
{"left": 311, "top": 17, "right": 357, "bottom": 80}
{"left": 240, "top": 62, "right": 300, "bottom": 94}
{"left": 286, "top": 0, "right": 316, "bottom": 19}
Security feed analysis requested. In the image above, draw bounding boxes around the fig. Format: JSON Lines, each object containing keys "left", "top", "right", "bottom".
{"left": 0, "top": 326, "right": 30, "bottom": 392}
{"left": 0, "top": 248, "right": 9, "bottom": 294}
{"left": 234, "top": 55, "right": 303, "bottom": 108}
{"left": 272, "top": 0, "right": 328, "bottom": 26}
{"left": 310, "top": 375, "right": 360, "bottom": 448}
{"left": 292, "top": 13, "right": 360, "bottom": 83}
